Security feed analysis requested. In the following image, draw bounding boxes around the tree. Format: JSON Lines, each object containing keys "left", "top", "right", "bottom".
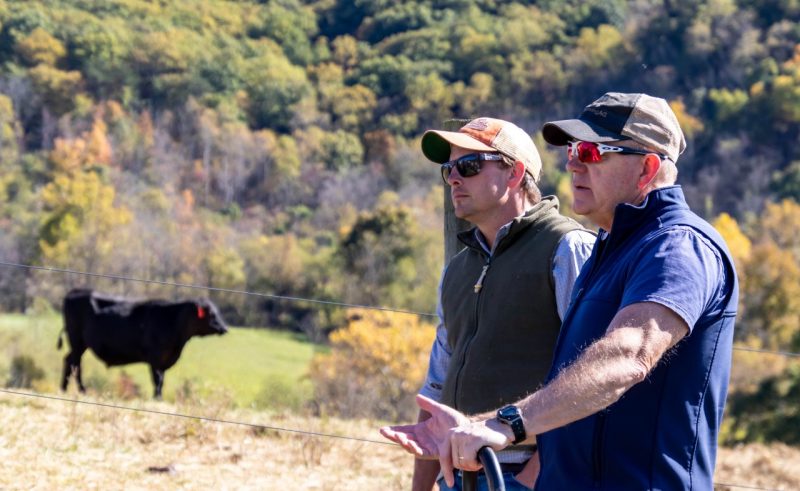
{"left": 757, "top": 198, "right": 800, "bottom": 258}
{"left": 738, "top": 199, "right": 800, "bottom": 351}
{"left": 328, "top": 83, "right": 377, "bottom": 131}
{"left": 713, "top": 211, "right": 752, "bottom": 275}
{"left": 338, "top": 192, "right": 439, "bottom": 312}
{"left": 294, "top": 125, "right": 364, "bottom": 171}
{"left": 128, "top": 28, "right": 210, "bottom": 105}
{"left": 247, "top": 0, "right": 318, "bottom": 65}
{"left": 771, "top": 160, "right": 800, "bottom": 201}
{"left": 26, "top": 64, "right": 83, "bottom": 116}
{"left": 240, "top": 41, "right": 311, "bottom": 131}
{"left": 14, "top": 27, "right": 65, "bottom": 67}
{"left": 708, "top": 88, "right": 749, "bottom": 130}
{"left": 0, "top": 93, "right": 21, "bottom": 168}
{"left": 670, "top": 99, "right": 705, "bottom": 140}
{"left": 63, "top": 16, "right": 136, "bottom": 101}
{"left": 37, "top": 169, "right": 132, "bottom": 305}
{"left": 35, "top": 118, "right": 132, "bottom": 303}
{"left": 238, "top": 232, "right": 327, "bottom": 330}
{"left": 566, "top": 24, "right": 633, "bottom": 89}
{"left": 0, "top": 93, "right": 34, "bottom": 312}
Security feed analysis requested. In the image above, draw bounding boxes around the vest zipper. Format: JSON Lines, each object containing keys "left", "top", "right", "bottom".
{"left": 473, "top": 258, "right": 491, "bottom": 293}
{"left": 592, "top": 412, "right": 607, "bottom": 488}
{"left": 453, "top": 254, "right": 491, "bottom": 409}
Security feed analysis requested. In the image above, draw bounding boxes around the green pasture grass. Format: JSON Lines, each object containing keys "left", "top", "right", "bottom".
{"left": 0, "top": 313, "right": 322, "bottom": 408}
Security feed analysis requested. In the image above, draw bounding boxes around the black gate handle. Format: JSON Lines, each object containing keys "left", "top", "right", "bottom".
{"left": 462, "top": 446, "right": 506, "bottom": 491}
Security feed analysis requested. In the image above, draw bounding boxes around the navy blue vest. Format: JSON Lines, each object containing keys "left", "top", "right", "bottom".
{"left": 536, "top": 186, "right": 739, "bottom": 491}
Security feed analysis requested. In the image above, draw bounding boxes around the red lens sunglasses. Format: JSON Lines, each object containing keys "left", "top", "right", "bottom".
{"left": 567, "top": 140, "right": 667, "bottom": 163}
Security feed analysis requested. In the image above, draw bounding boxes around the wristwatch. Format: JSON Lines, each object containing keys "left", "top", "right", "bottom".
{"left": 496, "top": 404, "right": 526, "bottom": 444}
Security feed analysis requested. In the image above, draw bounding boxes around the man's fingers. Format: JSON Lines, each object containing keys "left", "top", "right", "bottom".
{"left": 395, "top": 431, "right": 422, "bottom": 455}
{"left": 379, "top": 426, "right": 433, "bottom": 456}
{"left": 439, "top": 438, "right": 455, "bottom": 487}
{"left": 378, "top": 426, "right": 402, "bottom": 444}
{"left": 406, "top": 439, "right": 425, "bottom": 455}
{"left": 379, "top": 427, "right": 417, "bottom": 454}
{"left": 456, "top": 443, "right": 482, "bottom": 471}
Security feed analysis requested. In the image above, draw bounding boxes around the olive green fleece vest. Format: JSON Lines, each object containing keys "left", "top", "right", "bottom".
{"left": 440, "top": 196, "right": 583, "bottom": 415}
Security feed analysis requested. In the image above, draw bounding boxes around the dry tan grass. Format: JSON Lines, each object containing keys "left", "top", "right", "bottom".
{"left": 716, "top": 444, "right": 800, "bottom": 490}
{"left": 0, "top": 391, "right": 408, "bottom": 490}
{"left": 0, "top": 390, "right": 798, "bottom": 490}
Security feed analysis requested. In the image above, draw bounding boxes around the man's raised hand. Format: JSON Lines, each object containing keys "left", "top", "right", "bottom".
{"left": 379, "top": 394, "right": 470, "bottom": 486}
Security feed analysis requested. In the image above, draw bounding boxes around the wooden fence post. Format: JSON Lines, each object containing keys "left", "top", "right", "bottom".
{"left": 442, "top": 118, "right": 473, "bottom": 262}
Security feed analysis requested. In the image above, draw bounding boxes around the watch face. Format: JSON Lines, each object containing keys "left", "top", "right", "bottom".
{"left": 498, "top": 405, "right": 518, "bottom": 421}
{"left": 497, "top": 405, "right": 525, "bottom": 444}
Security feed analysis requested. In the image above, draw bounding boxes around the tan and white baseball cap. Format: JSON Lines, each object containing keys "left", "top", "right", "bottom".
{"left": 541, "top": 92, "right": 687, "bottom": 162}
{"left": 421, "top": 117, "right": 542, "bottom": 181}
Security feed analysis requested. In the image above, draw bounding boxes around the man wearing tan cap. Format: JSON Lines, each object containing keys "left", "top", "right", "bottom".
{"left": 382, "top": 94, "right": 739, "bottom": 491}
{"left": 410, "top": 117, "right": 595, "bottom": 490}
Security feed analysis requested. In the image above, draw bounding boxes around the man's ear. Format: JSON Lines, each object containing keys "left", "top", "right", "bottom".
{"left": 508, "top": 160, "right": 526, "bottom": 187}
{"left": 638, "top": 154, "right": 661, "bottom": 190}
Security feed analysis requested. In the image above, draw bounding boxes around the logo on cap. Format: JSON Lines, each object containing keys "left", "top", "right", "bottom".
{"left": 464, "top": 118, "right": 490, "bottom": 131}
{"left": 585, "top": 108, "right": 608, "bottom": 118}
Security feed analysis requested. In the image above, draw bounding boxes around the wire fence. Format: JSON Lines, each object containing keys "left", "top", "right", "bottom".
{"left": 0, "top": 387, "right": 392, "bottom": 446}
{"left": 0, "top": 260, "right": 436, "bottom": 318}
{"left": 0, "top": 259, "right": 796, "bottom": 490}
{"left": 1, "top": 259, "right": 797, "bottom": 358}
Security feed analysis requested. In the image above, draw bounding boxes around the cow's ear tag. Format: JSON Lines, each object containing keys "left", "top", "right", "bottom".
{"left": 197, "top": 306, "right": 206, "bottom": 319}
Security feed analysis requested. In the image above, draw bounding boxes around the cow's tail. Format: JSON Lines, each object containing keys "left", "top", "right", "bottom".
{"left": 57, "top": 328, "right": 64, "bottom": 350}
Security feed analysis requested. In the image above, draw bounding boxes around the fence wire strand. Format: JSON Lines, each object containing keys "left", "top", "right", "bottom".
{"left": 714, "top": 483, "right": 784, "bottom": 491}
{"left": 0, "top": 388, "right": 393, "bottom": 446}
{"left": 0, "top": 260, "right": 436, "bottom": 318}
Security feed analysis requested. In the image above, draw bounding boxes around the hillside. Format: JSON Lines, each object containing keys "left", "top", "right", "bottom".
{"left": 3, "top": 0, "right": 800, "bottom": 329}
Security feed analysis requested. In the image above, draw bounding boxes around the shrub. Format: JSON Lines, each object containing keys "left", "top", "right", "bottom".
{"left": 6, "top": 354, "right": 45, "bottom": 388}
{"left": 254, "top": 375, "right": 311, "bottom": 412}
{"left": 308, "top": 308, "right": 434, "bottom": 421}
{"left": 723, "top": 364, "right": 800, "bottom": 445}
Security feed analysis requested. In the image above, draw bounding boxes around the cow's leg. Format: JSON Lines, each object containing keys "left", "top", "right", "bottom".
{"left": 150, "top": 366, "right": 165, "bottom": 400}
{"left": 75, "top": 361, "right": 86, "bottom": 393}
{"left": 62, "top": 350, "right": 86, "bottom": 392}
{"left": 69, "top": 350, "right": 86, "bottom": 393}
{"left": 60, "top": 356, "right": 71, "bottom": 391}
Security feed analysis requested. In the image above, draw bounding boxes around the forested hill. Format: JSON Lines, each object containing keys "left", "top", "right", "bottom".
{"left": 2, "top": 1, "right": 800, "bottom": 338}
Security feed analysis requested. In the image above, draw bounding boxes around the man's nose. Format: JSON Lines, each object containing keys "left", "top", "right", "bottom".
{"left": 565, "top": 154, "right": 585, "bottom": 173}
{"left": 446, "top": 166, "right": 463, "bottom": 186}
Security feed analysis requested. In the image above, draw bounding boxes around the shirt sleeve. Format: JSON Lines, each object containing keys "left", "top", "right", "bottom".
{"left": 620, "top": 226, "right": 728, "bottom": 331}
{"left": 552, "top": 229, "right": 596, "bottom": 320}
{"left": 418, "top": 267, "right": 451, "bottom": 402}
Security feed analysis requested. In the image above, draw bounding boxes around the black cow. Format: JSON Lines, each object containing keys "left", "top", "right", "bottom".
{"left": 57, "top": 288, "right": 228, "bottom": 398}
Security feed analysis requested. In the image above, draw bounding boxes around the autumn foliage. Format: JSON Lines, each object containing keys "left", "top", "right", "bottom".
{"left": 308, "top": 308, "right": 435, "bottom": 421}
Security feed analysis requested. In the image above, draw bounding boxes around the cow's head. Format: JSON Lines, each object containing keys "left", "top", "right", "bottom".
{"left": 191, "top": 299, "right": 229, "bottom": 336}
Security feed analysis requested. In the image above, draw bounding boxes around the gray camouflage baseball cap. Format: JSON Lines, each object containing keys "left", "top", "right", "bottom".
{"left": 542, "top": 92, "right": 687, "bottom": 162}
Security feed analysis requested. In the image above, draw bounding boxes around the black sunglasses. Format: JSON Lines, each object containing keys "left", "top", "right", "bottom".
{"left": 440, "top": 153, "right": 504, "bottom": 183}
